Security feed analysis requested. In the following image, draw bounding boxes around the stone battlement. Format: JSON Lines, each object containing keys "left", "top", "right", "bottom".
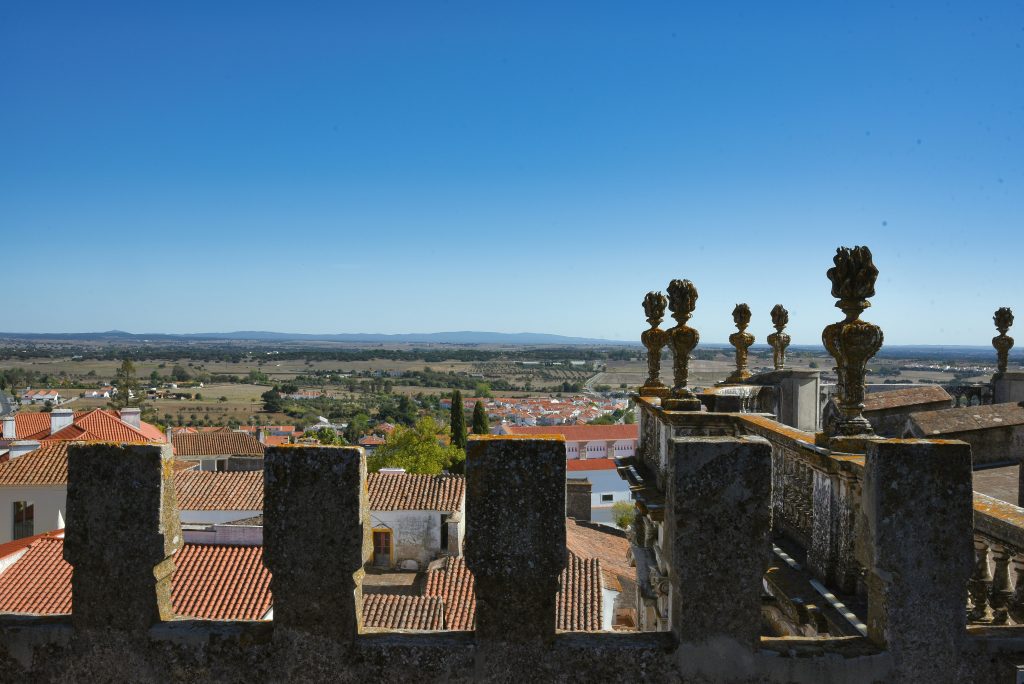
{"left": 0, "top": 434, "right": 1023, "bottom": 682}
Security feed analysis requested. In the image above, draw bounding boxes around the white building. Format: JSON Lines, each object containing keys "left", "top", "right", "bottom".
{"left": 367, "top": 471, "right": 465, "bottom": 570}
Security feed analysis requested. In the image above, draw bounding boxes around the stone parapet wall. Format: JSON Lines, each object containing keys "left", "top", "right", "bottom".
{"left": 1, "top": 437, "right": 1024, "bottom": 682}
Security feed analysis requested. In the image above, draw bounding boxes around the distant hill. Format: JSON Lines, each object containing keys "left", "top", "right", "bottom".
{"left": 0, "top": 329, "right": 634, "bottom": 346}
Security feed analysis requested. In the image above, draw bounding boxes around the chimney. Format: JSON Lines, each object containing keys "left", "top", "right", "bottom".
{"left": 565, "top": 477, "right": 592, "bottom": 522}
{"left": 9, "top": 440, "right": 40, "bottom": 459}
{"left": 2, "top": 415, "right": 15, "bottom": 439}
{"left": 50, "top": 408, "right": 74, "bottom": 435}
{"left": 257, "top": 428, "right": 266, "bottom": 445}
{"left": 166, "top": 426, "right": 174, "bottom": 443}
{"left": 119, "top": 407, "right": 141, "bottom": 429}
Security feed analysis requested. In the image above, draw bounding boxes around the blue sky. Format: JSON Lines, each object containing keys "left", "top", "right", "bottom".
{"left": 2, "top": 2, "right": 1022, "bottom": 344}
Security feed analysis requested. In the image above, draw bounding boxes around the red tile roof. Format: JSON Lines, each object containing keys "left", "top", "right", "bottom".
{"left": 263, "top": 435, "right": 289, "bottom": 447}
{"left": 567, "top": 458, "right": 617, "bottom": 472}
{"left": 0, "top": 442, "right": 70, "bottom": 486}
{"left": 565, "top": 519, "right": 632, "bottom": 594}
{"left": 45, "top": 409, "right": 164, "bottom": 443}
{"left": 172, "top": 432, "right": 265, "bottom": 457}
{"left": 424, "top": 556, "right": 476, "bottom": 630}
{"left": 174, "top": 470, "right": 263, "bottom": 511}
{"left": 362, "top": 594, "right": 444, "bottom": 630}
{"left": 504, "top": 424, "right": 638, "bottom": 442}
{"left": 367, "top": 473, "right": 464, "bottom": 512}
{"left": 12, "top": 409, "right": 165, "bottom": 443}
{"left": 424, "top": 552, "right": 604, "bottom": 631}
{"left": 171, "top": 543, "right": 271, "bottom": 620}
{"left": 0, "top": 537, "right": 271, "bottom": 621}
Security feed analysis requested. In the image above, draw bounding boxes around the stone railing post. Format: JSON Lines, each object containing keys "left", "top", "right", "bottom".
{"left": 465, "top": 436, "right": 566, "bottom": 642}
{"left": 668, "top": 436, "right": 771, "bottom": 651}
{"left": 968, "top": 538, "right": 993, "bottom": 623}
{"left": 863, "top": 439, "right": 973, "bottom": 683}
{"left": 63, "top": 443, "right": 182, "bottom": 632}
{"left": 263, "top": 446, "right": 371, "bottom": 641}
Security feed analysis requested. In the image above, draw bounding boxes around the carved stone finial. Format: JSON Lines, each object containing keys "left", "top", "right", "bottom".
{"left": 993, "top": 307, "right": 1015, "bottom": 375}
{"left": 663, "top": 279, "right": 702, "bottom": 411}
{"left": 639, "top": 292, "right": 670, "bottom": 398}
{"left": 822, "top": 246, "right": 884, "bottom": 438}
{"left": 726, "top": 304, "right": 754, "bottom": 383}
{"left": 767, "top": 304, "right": 791, "bottom": 370}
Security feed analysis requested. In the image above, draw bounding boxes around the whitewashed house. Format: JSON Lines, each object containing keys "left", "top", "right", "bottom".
{"left": 367, "top": 471, "right": 465, "bottom": 570}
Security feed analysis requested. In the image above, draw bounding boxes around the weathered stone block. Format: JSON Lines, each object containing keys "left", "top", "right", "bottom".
{"left": 862, "top": 439, "right": 973, "bottom": 684}
{"left": 465, "top": 436, "right": 566, "bottom": 641}
{"left": 263, "top": 446, "right": 370, "bottom": 641}
{"left": 63, "top": 443, "right": 181, "bottom": 631}
{"left": 668, "top": 436, "right": 771, "bottom": 649}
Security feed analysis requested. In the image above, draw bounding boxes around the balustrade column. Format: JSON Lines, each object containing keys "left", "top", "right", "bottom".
{"left": 968, "top": 537, "right": 993, "bottom": 623}
{"left": 1011, "top": 554, "right": 1024, "bottom": 623}
{"left": 990, "top": 544, "right": 1016, "bottom": 625}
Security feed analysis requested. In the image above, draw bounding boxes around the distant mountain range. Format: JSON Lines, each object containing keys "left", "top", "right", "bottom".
{"left": 0, "top": 331, "right": 1018, "bottom": 359}
{"left": 0, "top": 329, "right": 633, "bottom": 346}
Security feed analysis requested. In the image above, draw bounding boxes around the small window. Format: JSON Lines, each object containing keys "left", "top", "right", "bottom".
{"left": 601, "top": 494, "right": 614, "bottom": 503}
{"left": 13, "top": 501, "right": 33, "bottom": 540}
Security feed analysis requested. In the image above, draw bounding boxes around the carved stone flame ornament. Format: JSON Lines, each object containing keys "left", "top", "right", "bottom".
{"left": 725, "top": 304, "right": 754, "bottom": 383}
{"left": 662, "top": 279, "right": 702, "bottom": 411}
{"left": 767, "top": 304, "right": 791, "bottom": 370}
{"left": 638, "top": 291, "right": 671, "bottom": 398}
{"left": 821, "top": 246, "right": 884, "bottom": 437}
{"left": 993, "top": 307, "right": 1015, "bottom": 375}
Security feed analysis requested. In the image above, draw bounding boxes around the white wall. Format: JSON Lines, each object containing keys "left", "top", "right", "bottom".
{"left": 601, "top": 586, "right": 619, "bottom": 631}
{"left": 0, "top": 485, "right": 68, "bottom": 544}
{"left": 370, "top": 509, "right": 442, "bottom": 568}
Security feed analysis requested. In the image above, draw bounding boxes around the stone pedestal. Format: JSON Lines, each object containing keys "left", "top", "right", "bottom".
{"left": 746, "top": 369, "right": 821, "bottom": 432}
{"left": 993, "top": 371, "right": 1024, "bottom": 404}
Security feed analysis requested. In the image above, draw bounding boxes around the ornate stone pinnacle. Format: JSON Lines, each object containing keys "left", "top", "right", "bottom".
{"left": 726, "top": 304, "right": 754, "bottom": 383}
{"left": 767, "top": 304, "right": 791, "bottom": 370}
{"left": 639, "top": 292, "right": 670, "bottom": 398}
{"left": 663, "top": 279, "right": 702, "bottom": 411}
{"left": 993, "top": 307, "right": 1015, "bottom": 375}
{"left": 822, "top": 246, "right": 884, "bottom": 438}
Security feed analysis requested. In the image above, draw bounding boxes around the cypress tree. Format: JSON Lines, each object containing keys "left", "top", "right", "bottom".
{"left": 450, "top": 390, "right": 468, "bottom": 450}
{"left": 472, "top": 400, "right": 490, "bottom": 435}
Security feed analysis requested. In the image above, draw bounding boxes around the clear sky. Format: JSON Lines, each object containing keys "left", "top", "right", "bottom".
{"left": 2, "top": 2, "right": 1021, "bottom": 344}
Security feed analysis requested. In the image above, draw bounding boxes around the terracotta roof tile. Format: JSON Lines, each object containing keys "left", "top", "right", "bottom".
{"left": 0, "top": 442, "right": 69, "bottom": 486}
{"left": 862, "top": 386, "right": 952, "bottom": 412}
{"left": 424, "top": 552, "right": 604, "bottom": 631}
{"left": 504, "top": 424, "right": 638, "bottom": 442}
{"left": 565, "top": 519, "right": 632, "bottom": 594}
{"left": 424, "top": 557, "right": 476, "bottom": 630}
{"left": 171, "top": 544, "right": 271, "bottom": 620}
{"left": 367, "top": 473, "right": 464, "bottom": 512}
{"left": 567, "top": 458, "right": 617, "bottom": 471}
{"left": 174, "top": 470, "right": 263, "bottom": 511}
{"left": 0, "top": 538, "right": 271, "bottom": 621}
{"left": 172, "top": 432, "right": 265, "bottom": 457}
{"left": 362, "top": 594, "right": 444, "bottom": 630}
{"left": 11, "top": 409, "right": 165, "bottom": 443}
